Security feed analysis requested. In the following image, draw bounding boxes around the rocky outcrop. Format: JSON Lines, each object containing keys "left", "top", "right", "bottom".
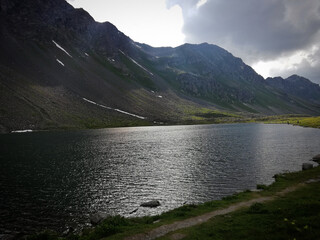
{"left": 176, "top": 73, "right": 255, "bottom": 103}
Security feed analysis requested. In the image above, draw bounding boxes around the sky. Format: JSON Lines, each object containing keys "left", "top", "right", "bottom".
{"left": 67, "top": 0, "right": 320, "bottom": 84}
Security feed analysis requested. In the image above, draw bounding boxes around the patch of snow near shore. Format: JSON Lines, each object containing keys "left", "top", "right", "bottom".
{"left": 12, "top": 130, "right": 33, "bottom": 133}
{"left": 119, "top": 50, "right": 153, "bottom": 76}
{"left": 56, "top": 59, "right": 64, "bottom": 66}
{"left": 52, "top": 40, "right": 73, "bottom": 58}
{"left": 82, "top": 98, "right": 145, "bottom": 120}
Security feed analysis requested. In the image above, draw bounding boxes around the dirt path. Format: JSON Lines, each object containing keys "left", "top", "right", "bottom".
{"left": 124, "top": 183, "right": 306, "bottom": 240}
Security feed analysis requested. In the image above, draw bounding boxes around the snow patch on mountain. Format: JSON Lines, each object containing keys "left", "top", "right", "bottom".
{"left": 56, "top": 59, "right": 65, "bottom": 66}
{"left": 52, "top": 40, "right": 73, "bottom": 58}
{"left": 82, "top": 98, "right": 145, "bottom": 120}
{"left": 119, "top": 50, "right": 153, "bottom": 76}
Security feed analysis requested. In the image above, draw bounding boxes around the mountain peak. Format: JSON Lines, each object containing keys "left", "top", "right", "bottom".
{"left": 286, "top": 74, "right": 315, "bottom": 84}
{"left": 266, "top": 75, "right": 320, "bottom": 104}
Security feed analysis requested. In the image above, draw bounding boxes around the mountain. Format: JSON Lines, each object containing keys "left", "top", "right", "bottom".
{"left": 266, "top": 75, "right": 320, "bottom": 104}
{"left": 0, "top": 0, "right": 319, "bottom": 133}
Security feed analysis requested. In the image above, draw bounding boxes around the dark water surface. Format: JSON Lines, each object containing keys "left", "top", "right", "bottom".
{"left": 0, "top": 123, "right": 319, "bottom": 235}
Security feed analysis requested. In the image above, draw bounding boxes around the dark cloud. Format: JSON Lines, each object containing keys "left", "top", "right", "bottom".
{"left": 167, "top": 0, "right": 320, "bottom": 83}
{"left": 270, "top": 46, "right": 320, "bottom": 84}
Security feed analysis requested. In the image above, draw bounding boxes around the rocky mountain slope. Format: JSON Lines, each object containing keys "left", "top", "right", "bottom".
{"left": 266, "top": 75, "right": 320, "bottom": 104}
{"left": 0, "top": 0, "right": 319, "bottom": 133}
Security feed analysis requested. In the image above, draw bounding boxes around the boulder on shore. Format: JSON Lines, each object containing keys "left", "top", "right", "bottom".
{"left": 302, "top": 163, "right": 313, "bottom": 170}
{"left": 90, "top": 212, "right": 109, "bottom": 225}
{"left": 140, "top": 200, "right": 161, "bottom": 208}
{"left": 312, "top": 154, "right": 320, "bottom": 163}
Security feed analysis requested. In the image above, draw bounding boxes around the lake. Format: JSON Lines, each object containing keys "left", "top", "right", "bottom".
{"left": 0, "top": 123, "right": 319, "bottom": 235}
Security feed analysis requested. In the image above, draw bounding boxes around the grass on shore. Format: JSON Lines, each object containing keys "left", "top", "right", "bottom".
{"left": 248, "top": 115, "right": 320, "bottom": 128}
{"left": 158, "top": 173, "right": 320, "bottom": 240}
{"left": 178, "top": 109, "right": 320, "bottom": 129}
{"left": 27, "top": 165, "right": 320, "bottom": 240}
{"left": 49, "top": 115, "right": 320, "bottom": 133}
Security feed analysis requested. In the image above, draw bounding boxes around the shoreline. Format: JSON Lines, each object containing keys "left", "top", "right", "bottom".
{"left": 2, "top": 115, "right": 320, "bottom": 135}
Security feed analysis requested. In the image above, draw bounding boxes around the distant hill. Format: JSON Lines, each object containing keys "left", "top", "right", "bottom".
{"left": 266, "top": 75, "right": 320, "bottom": 104}
{"left": 0, "top": 0, "right": 319, "bottom": 132}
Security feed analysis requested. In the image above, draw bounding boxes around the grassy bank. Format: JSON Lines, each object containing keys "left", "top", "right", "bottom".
{"left": 27, "top": 165, "right": 320, "bottom": 240}
{"left": 248, "top": 115, "right": 320, "bottom": 128}
{"left": 158, "top": 170, "right": 320, "bottom": 240}
{"left": 172, "top": 110, "right": 320, "bottom": 129}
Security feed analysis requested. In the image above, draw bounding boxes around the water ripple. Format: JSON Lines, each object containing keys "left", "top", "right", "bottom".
{"left": 0, "top": 123, "right": 319, "bottom": 234}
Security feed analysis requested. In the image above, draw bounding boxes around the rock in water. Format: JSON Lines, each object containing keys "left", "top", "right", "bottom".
{"left": 90, "top": 212, "right": 109, "bottom": 225}
{"left": 302, "top": 163, "right": 313, "bottom": 170}
{"left": 140, "top": 200, "right": 161, "bottom": 208}
{"left": 312, "top": 154, "right": 320, "bottom": 163}
{"left": 129, "top": 208, "right": 139, "bottom": 214}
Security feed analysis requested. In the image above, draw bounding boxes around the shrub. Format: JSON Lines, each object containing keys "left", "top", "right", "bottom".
{"left": 256, "top": 184, "right": 268, "bottom": 190}
{"left": 247, "top": 203, "right": 269, "bottom": 214}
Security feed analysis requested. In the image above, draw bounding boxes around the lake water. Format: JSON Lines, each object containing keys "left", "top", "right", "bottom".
{"left": 0, "top": 123, "right": 319, "bottom": 235}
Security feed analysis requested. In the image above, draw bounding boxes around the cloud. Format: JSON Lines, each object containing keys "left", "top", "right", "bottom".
{"left": 67, "top": 0, "right": 184, "bottom": 47}
{"left": 269, "top": 45, "right": 320, "bottom": 83}
{"left": 167, "top": 0, "right": 320, "bottom": 83}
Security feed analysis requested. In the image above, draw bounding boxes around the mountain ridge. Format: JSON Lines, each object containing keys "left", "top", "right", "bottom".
{"left": 266, "top": 75, "right": 320, "bottom": 104}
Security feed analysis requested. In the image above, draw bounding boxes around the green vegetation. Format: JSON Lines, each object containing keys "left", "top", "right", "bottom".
{"left": 173, "top": 107, "right": 320, "bottom": 129}
{"left": 27, "top": 166, "right": 320, "bottom": 240}
{"left": 75, "top": 117, "right": 151, "bottom": 129}
{"left": 249, "top": 115, "right": 320, "bottom": 128}
{"left": 256, "top": 184, "right": 268, "bottom": 190}
{"left": 67, "top": 114, "right": 320, "bottom": 131}
{"left": 159, "top": 174, "right": 320, "bottom": 240}
{"left": 180, "top": 105, "right": 243, "bottom": 124}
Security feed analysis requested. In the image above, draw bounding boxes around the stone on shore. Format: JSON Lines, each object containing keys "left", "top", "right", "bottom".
{"left": 90, "top": 212, "right": 109, "bottom": 225}
{"left": 140, "top": 200, "right": 161, "bottom": 208}
{"left": 302, "top": 163, "right": 313, "bottom": 170}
